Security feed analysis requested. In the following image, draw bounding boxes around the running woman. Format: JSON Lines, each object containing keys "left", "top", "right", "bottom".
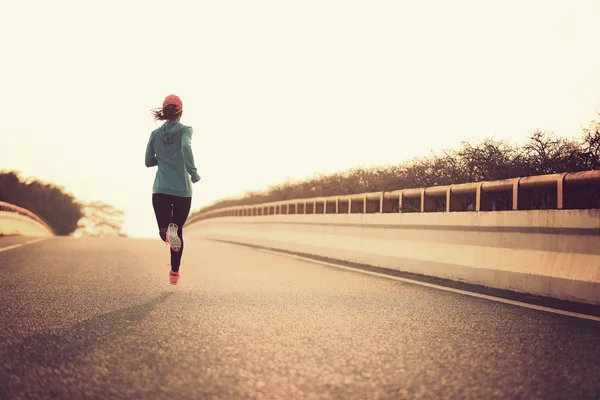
{"left": 145, "top": 94, "right": 201, "bottom": 285}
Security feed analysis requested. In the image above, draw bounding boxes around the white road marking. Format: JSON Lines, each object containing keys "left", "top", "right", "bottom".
{"left": 257, "top": 248, "right": 600, "bottom": 323}
{"left": 0, "top": 237, "right": 49, "bottom": 253}
{"left": 0, "top": 244, "right": 23, "bottom": 253}
{"left": 25, "top": 238, "right": 49, "bottom": 245}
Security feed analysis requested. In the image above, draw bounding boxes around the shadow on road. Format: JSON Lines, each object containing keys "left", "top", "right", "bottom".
{"left": 1, "top": 292, "right": 173, "bottom": 382}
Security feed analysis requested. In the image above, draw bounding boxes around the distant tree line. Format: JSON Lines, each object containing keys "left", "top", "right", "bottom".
{"left": 0, "top": 171, "right": 126, "bottom": 236}
{"left": 195, "top": 117, "right": 600, "bottom": 215}
{"left": 0, "top": 171, "right": 83, "bottom": 235}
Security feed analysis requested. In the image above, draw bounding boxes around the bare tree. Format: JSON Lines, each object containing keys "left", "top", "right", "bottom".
{"left": 75, "top": 201, "right": 126, "bottom": 237}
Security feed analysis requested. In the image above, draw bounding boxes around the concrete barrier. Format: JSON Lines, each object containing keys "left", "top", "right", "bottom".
{"left": 187, "top": 209, "right": 600, "bottom": 305}
{"left": 0, "top": 203, "right": 54, "bottom": 237}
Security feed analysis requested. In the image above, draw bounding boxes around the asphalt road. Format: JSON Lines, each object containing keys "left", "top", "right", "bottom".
{"left": 1, "top": 235, "right": 599, "bottom": 399}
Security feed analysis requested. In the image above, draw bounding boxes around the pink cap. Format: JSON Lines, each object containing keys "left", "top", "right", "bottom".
{"left": 163, "top": 94, "right": 183, "bottom": 111}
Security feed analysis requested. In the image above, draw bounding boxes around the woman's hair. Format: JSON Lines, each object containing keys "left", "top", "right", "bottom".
{"left": 152, "top": 104, "right": 181, "bottom": 121}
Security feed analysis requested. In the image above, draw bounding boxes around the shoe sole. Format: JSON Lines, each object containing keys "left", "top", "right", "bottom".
{"left": 168, "top": 233, "right": 181, "bottom": 252}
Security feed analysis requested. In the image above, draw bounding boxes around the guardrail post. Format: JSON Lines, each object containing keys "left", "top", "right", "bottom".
{"left": 421, "top": 189, "right": 436, "bottom": 212}
{"left": 476, "top": 183, "right": 492, "bottom": 211}
{"left": 557, "top": 172, "right": 568, "bottom": 209}
{"left": 325, "top": 199, "right": 335, "bottom": 214}
{"left": 446, "top": 186, "right": 463, "bottom": 212}
{"left": 366, "top": 195, "right": 379, "bottom": 213}
{"left": 398, "top": 191, "right": 404, "bottom": 212}
{"left": 514, "top": 178, "right": 531, "bottom": 210}
{"left": 314, "top": 200, "right": 322, "bottom": 214}
{"left": 349, "top": 197, "right": 361, "bottom": 213}
{"left": 381, "top": 193, "right": 396, "bottom": 213}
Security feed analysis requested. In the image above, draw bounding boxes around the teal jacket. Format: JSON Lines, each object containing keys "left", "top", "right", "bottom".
{"left": 145, "top": 122, "right": 201, "bottom": 197}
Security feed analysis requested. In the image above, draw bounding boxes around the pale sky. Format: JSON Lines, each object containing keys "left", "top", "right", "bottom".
{"left": 1, "top": 0, "right": 600, "bottom": 238}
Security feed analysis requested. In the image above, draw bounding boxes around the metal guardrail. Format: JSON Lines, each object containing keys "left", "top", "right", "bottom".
{"left": 189, "top": 170, "right": 600, "bottom": 223}
{"left": 0, "top": 201, "right": 55, "bottom": 234}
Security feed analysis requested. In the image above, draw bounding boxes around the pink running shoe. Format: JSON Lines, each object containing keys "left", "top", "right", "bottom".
{"left": 169, "top": 269, "right": 180, "bottom": 285}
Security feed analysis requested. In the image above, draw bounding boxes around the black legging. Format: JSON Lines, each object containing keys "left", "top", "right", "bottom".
{"left": 152, "top": 193, "right": 192, "bottom": 272}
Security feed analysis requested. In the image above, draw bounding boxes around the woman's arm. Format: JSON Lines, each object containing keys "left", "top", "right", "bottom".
{"left": 145, "top": 132, "right": 158, "bottom": 167}
{"left": 182, "top": 127, "right": 201, "bottom": 183}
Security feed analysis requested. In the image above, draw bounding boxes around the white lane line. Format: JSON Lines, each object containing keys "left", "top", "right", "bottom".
{"left": 0, "top": 244, "right": 24, "bottom": 253}
{"left": 257, "top": 248, "right": 600, "bottom": 323}
{"left": 25, "top": 237, "right": 49, "bottom": 245}
{"left": 0, "top": 237, "right": 49, "bottom": 253}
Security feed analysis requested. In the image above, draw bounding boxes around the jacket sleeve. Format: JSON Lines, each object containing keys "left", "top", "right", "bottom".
{"left": 145, "top": 132, "right": 158, "bottom": 167}
{"left": 182, "top": 127, "right": 201, "bottom": 183}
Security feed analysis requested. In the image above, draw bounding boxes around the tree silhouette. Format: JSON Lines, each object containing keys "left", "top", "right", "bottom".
{"left": 0, "top": 171, "right": 83, "bottom": 235}
{"left": 75, "top": 201, "right": 126, "bottom": 237}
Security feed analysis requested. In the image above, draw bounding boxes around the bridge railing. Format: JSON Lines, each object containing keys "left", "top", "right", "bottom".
{"left": 0, "top": 201, "right": 55, "bottom": 235}
{"left": 188, "top": 170, "right": 600, "bottom": 224}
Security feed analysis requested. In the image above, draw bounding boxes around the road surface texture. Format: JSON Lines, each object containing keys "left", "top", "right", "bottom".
{"left": 1, "top": 235, "right": 599, "bottom": 399}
